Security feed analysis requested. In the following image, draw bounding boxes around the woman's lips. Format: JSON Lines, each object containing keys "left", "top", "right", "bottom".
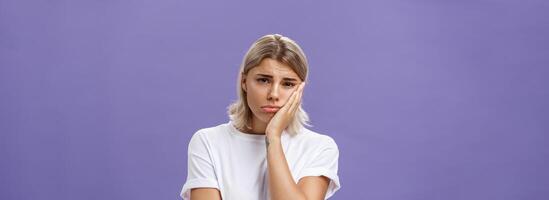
{"left": 261, "top": 106, "right": 280, "bottom": 113}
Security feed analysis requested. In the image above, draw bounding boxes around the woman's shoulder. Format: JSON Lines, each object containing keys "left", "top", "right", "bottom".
{"left": 195, "top": 122, "right": 229, "bottom": 134}
{"left": 295, "top": 127, "right": 339, "bottom": 149}
{"left": 190, "top": 122, "right": 231, "bottom": 141}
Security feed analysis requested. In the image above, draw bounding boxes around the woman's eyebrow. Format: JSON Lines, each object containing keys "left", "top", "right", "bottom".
{"left": 256, "top": 73, "right": 298, "bottom": 81}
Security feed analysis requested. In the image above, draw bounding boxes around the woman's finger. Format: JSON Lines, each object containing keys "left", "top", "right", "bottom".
{"left": 281, "top": 86, "right": 299, "bottom": 113}
{"left": 289, "top": 82, "right": 305, "bottom": 113}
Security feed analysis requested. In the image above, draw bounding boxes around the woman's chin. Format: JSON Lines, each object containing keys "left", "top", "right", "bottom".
{"left": 265, "top": 112, "right": 277, "bottom": 117}
{"left": 258, "top": 113, "right": 275, "bottom": 121}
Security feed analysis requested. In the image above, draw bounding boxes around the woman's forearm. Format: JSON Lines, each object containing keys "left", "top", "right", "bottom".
{"left": 266, "top": 137, "right": 307, "bottom": 200}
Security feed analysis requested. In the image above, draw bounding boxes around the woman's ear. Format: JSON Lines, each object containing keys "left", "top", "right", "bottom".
{"left": 241, "top": 75, "right": 247, "bottom": 93}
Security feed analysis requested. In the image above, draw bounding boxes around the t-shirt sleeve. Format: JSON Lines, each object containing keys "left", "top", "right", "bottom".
{"left": 297, "top": 136, "right": 341, "bottom": 199}
{"left": 180, "top": 131, "right": 219, "bottom": 200}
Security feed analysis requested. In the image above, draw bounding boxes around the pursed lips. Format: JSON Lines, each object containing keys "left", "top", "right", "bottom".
{"left": 261, "top": 105, "right": 280, "bottom": 113}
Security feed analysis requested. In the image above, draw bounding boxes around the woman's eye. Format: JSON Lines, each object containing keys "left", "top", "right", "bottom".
{"left": 284, "top": 82, "right": 296, "bottom": 87}
{"left": 257, "top": 78, "right": 269, "bottom": 83}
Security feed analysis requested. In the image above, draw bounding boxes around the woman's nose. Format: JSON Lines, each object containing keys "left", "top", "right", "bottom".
{"left": 267, "top": 85, "right": 280, "bottom": 101}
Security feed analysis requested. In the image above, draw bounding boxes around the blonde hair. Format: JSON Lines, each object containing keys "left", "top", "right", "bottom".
{"left": 227, "top": 34, "right": 311, "bottom": 135}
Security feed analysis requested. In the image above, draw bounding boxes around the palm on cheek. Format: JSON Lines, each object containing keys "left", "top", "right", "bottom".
{"left": 265, "top": 82, "right": 305, "bottom": 139}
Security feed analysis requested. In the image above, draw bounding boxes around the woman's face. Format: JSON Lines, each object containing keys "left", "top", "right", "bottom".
{"left": 242, "top": 58, "right": 302, "bottom": 125}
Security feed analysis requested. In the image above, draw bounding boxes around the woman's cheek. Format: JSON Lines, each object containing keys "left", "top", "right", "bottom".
{"left": 282, "top": 92, "right": 292, "bottom": 104}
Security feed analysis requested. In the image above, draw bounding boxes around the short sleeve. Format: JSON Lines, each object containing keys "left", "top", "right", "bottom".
{"left": 297, "top": 137, "right": 341, "bottom": 199}
{"left": 180, "top": 131, "right": 219, "bottom": 200}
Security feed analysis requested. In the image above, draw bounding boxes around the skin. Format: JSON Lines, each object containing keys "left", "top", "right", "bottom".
{"left": 191, "top": 58, "right": 329, "bottom": 200}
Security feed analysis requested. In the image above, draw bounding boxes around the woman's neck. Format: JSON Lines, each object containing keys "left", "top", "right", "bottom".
{"left": 242, "top": 116, "right": 267, "bottom": 135}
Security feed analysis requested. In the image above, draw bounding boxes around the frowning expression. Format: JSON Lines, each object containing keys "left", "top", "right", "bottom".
{"left": 242, "top": 58, "right": 303, "bottom": 124}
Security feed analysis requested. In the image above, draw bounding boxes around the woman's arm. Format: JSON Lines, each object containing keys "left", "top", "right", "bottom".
{"left": 190, "top": 188, "right": 221, "bottom": 200}
{"left": 265, "top": 83, "right": 330, "bottom": 200}
{"left": 267, "top": 137, "right": 330, "bottom": 200}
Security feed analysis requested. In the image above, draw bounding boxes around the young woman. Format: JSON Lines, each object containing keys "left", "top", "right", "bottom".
{"left": 180, "top": 34, "right": 340, "bottom": 200}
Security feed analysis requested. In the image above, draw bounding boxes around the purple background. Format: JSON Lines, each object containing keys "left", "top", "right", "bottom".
{"left": 1, "top": 0, "right": 548, "bottom": 199}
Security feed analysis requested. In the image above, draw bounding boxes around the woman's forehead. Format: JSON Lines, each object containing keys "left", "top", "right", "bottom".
{"left": 250, "top": 59, "right": 299, "bottom": 78}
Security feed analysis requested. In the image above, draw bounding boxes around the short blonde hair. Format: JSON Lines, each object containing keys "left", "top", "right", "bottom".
{"left": 227, "top": 34, "right": 311, "bottom": 135}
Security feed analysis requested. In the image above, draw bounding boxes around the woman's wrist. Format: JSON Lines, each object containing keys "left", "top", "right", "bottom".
{"left": 265, "top": 129, "right": 282, "bottom": 139}
{"left": 265, "top": 136, "right": 281, "bottom": 149}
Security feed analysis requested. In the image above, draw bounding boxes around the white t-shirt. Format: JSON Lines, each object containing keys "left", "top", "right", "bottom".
{"left": 180, "top": 121, "right": 341, "bottom": 200}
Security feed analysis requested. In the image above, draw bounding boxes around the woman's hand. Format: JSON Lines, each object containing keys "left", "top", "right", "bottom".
{"left": 265, "top": 82, "right": 305, "bottom": 139}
